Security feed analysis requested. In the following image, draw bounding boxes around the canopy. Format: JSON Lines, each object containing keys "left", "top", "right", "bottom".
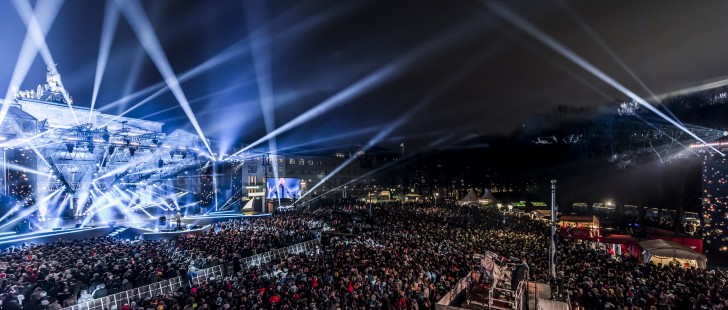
{"left": 638, "top": 239, "right": 707, "bottom": 269}
{"left": 531, "top": 210, "right": 551, "bottom": 218}
{"left": 560, "top": 215, "right": 600, "bottom": 230}
{"left": 459, "top": 189, "right": 480, "bottom": 205}
{"left": 403, "top": 193, "right": 423, "bottom": 201}
{"left": 479, "top": 188, "right": 497, "bottom": 204}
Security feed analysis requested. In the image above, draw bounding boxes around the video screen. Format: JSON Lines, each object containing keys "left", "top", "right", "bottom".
{"left": 267, "top": 178, "right": 301, "bottom": 199}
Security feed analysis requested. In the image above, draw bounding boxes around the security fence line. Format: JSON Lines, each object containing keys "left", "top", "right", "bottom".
{"left": 62, "top": 239, "right": 321, "bottom": 310}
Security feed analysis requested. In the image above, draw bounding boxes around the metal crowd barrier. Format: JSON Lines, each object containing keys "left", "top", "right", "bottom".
{"left": 226, "top": 239, "right": 321, "bottom": 270}
{"left": 435, "top": 274, "right": 472, "bottom": 309}
{"left": 63, "top": 239, "right": 321, "bottom": 310}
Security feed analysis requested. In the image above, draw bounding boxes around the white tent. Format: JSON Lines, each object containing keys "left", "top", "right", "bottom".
{"left": 479, "top": 188, "right": 497, "bottom": 205}
{"left": 638, "top": 239, "right": 707, "bottom": 269}
{"left": 459, "top": 189, "right": 480, "bottom": 205}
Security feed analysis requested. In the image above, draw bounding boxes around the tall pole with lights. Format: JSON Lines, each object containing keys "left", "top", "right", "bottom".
{"left": 262, "top": 153, "right": 268, "bottom": 213}
{"left": 213, "top": 160, "right": 218, "bottom": 212}
{"left": 1, "top": 148, "right": 6, "bottom": 196}
{"left": 550, "top": 179, "right": 557, "bottom": 280}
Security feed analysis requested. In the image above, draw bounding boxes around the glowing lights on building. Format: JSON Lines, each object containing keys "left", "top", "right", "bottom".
{"left": 703, "top": 156, "right": 728, "bottom": 252}
{"left": 690, "top": 141, "right": 728, "bottom": 148}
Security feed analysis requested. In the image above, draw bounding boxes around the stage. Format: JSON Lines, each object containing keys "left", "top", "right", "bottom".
{"left": 0, "top": 211, "right": 269, "bottom": 250}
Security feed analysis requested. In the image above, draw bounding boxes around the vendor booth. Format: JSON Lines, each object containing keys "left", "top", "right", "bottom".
{"left": 403, "top": 193, "right": 423, "bottom": 202}
{"left": 478, "top": 188, "right": 497, "bottom": 205}
{"left": 559, "top": 215, "right": 600, "bottom": 239}
{"left": 560, "top": 215, "right": 599, "bottom": 229}
{"left": 459, "top": 189, "right": 480, "bottom": 206}
{"left": 598, "top": 234, "right": 639, "bottom": 257}
{"left": 638, "top": 239, "right": 707, "bottom": 269}
{"left": 529, "top": 209, "right": 551, "bottom": 220}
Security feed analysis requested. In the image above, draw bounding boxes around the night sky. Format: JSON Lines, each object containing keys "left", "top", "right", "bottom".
{"left": 2, "top": 0, "right": 728, "bottom": 152}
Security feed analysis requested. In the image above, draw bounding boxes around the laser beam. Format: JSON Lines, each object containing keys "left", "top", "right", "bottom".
{"left": 0, "top": 0, "right": 63, "bottom": 126}
{"left": 89, "top": 0, "right": 120, "bottom": 122}
{"left": 115, "top": 0, "right": 213, "bottom": 155}
{"left": 484, "top": 0, "right": 722, "bottom": 155}
{"left": 227, "top": 18, "right": 485, "bottom": 159}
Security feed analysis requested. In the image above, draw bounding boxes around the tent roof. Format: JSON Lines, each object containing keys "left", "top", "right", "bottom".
{"left": 480, "top": 188, "right": 496, "bottom": 200}
{"left": 561, "top": 215, "right": 600, "bottom": 225}
{"left": 532, "top": 210, "right": 551, "bottom": 217}
{"left": 459, "top": 189, "right": 480, "bottom": 203}
{"left": 638, "top": 239, "right": 707, "bottom": 262}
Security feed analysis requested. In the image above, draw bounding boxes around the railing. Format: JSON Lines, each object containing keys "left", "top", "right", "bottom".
{"left": 482, "top": 280, "right": 525, "bottom": 310}
{"left": 514, "top": 280, "right": 526, "bottom": 310}
{"left": 62, "top": 239, "right": 321, "bottom": 310}
{"left": 64, "top": 265, "right": 225, "bottom": 310}
{"left": 226, "top": 239, "right": 320, "bottom": 269}
{"left": 435, "top": 274, "right": 471, "bottom": 308}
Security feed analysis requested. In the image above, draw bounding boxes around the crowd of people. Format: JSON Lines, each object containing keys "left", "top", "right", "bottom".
{"left": 1, "top": 202, "right": 727, "bottom": 310}
{"left": 0, "top": 215, "right": 321, "bottom": 310}
{"left": 559, "top": 239, "right": 728, "bottom": 309}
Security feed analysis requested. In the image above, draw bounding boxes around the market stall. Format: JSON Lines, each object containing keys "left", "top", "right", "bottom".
{"left": 638, "top": 239, "right": 707, "bottom": 269}
{"left": 559, "top": 215, "right": 600, "bottom": 240}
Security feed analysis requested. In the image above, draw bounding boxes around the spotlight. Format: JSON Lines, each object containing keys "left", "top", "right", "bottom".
{"left": 129, "top": 147, "right": 137, "bottom": 156}
{"left": 108, "top": 145, "right": 115, "bottom": 155}
{"left": 66, "top": 143, "right": 74, "bottom": 153}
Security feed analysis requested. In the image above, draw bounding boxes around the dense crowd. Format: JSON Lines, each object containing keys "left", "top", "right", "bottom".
{"left": 0, "top": 215, "right": 321, "bottom": 310}
{"left": 1, "top": 202, "right": 727, "bottom": 310}
{"left": 559, "top": 239, "right": 728, "bottom": 309}
{"left": 74, "top": 204, "right": 550, "bottom": 310}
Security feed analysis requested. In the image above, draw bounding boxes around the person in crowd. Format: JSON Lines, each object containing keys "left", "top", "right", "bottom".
{"left": 2, "top": 201, "right": 726, "bottom": 310}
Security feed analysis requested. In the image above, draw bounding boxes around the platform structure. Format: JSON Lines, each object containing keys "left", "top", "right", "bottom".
{"left": 0, "top": 212, "right": 268, "bottom": 250}
{"left": 0, "top": 65, "right": 254, "bottom": 227}
{"left": 463, "top": 280, "right": 526, "bottom": 310}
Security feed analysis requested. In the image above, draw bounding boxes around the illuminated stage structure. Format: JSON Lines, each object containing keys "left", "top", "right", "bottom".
{"left": 0, "top": 65, "right": 218, "bottom": 229}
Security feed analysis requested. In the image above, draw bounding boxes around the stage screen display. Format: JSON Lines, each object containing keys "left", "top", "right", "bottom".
{"left": 267, "top": 178, "right": 301, "bottom": 199}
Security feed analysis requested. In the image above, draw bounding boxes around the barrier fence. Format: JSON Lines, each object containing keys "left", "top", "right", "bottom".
{"left": 230, "top": 239, "right": 320, "bottom": 269}
{"left": 63, "top": 239, "right": 321, "bottom": 310}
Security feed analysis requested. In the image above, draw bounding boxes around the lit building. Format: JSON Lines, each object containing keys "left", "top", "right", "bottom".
{"left": 1, "top": 65, "right": 210, "bottom": 218}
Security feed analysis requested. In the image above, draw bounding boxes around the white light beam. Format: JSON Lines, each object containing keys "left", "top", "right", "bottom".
{"left": 115, "top": 0, "right": 213, "bottom": 155}
{"left": 89, "top": 0, "right": 120, "bottom": 123}
{"left": 484, "top": 0, "right": 722, "bottom": 155}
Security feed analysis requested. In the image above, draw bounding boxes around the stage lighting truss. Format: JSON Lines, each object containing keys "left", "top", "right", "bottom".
{"left": 37, "top": 127, "right": 208, "bottom": 196}
{"left": 0, "top": 64, "right": 229, "bottom": 217}
{"left": 33, "top": 127, "right": 208, "bottom": 194}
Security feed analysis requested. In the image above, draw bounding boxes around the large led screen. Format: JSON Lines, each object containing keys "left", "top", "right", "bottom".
{"left": 266, "top": 178, "right": 301, "bottom": 199}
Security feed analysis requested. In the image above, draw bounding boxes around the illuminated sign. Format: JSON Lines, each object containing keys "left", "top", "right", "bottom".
{"left": 266, "top": 178, "right": 301, "bottom": 199}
